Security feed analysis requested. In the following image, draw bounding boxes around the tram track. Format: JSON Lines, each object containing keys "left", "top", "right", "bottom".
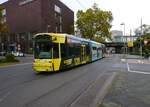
{"left": 23, "top": 61, "right": 107, "bottom": 107}
{"left": 0, "top": 58, "right": 111, "bottom": 107}
{"left": 0, "top": 55, "right": 122, "bottom": 107}
{"left": 0, "top": 61, "right": 96, "bottom": 93}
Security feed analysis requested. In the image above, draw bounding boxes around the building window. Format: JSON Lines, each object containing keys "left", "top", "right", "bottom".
{"left": 1, "top": 9, "right": 6, "bottom": 23}
{"left": 55, "top": 26, "right": 58, "bottom": 33}
{"left": 2, "top": 9, "right": 6, "bottom": 16}
{"left": 28, "top": 32, "right": 32, "bottom": 41}
{"left": 59, "top": 16, "right": 62, "bottom": 23}
{"left": 54, "top": 5, "right": 61, "bottom": 14}
{"left": 55, "top": 13, "right": 57, "bottom": 19}
{"left": 60, "top": 25, "right": 62, "bottom": 32}
{"left": 1, "top": 17, "right": 6, "bottom": 23}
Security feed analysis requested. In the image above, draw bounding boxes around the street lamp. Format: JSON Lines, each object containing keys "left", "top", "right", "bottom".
{"left": 120, "top": 23, "right": 126, "bottom": 55}
{"left": 140, "top": 18, "right": 143, "bottom": 59}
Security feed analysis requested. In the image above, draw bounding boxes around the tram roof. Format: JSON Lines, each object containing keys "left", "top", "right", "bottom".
{"left": 34, "top": 33, "right": 66, "bottom": 38}
{"left": 34, "top": 33, "right": 90, "bottom": 42}
{"left": 34, "top": 33, "right": 103, "bottom": 45}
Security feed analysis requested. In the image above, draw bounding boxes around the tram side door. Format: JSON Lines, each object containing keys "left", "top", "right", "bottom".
{"left": 81, "top": 45, "right": 86, "bottom": 63}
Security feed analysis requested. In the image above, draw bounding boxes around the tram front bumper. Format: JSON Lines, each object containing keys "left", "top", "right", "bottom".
{"left": 33, "top": 65, "right": 53, "bottom": 72}
{"left": 33, "top": 59, "right": 54, "bottom": 72}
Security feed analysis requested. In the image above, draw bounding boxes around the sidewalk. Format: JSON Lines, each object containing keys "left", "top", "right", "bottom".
{"left": 100, "top": 72, "right": 150, "bottom": 107}
{"left": 16, "top": 55, "right": 33, "bottom": 63}
{"left": 24, "top": 54, "right": 33, "bottom": 57}
{"left": 121, "top": 54, "right": 150, "bottom": 64}
{"left": 98, "top": 54, "right": 150, "bottom": 107}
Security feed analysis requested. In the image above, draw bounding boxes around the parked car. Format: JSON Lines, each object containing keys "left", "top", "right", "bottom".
{"left": 11, "top": 51, "right": 25, "bottom": 57}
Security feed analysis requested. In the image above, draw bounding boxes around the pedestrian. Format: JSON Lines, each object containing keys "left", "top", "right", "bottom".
{"left": 144, "top": 50, "right": 149, "bottom": 59}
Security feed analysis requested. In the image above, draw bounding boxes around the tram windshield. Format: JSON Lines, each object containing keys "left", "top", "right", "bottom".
{"left": 34, "top": 41, "right": 52, "bottom": 59}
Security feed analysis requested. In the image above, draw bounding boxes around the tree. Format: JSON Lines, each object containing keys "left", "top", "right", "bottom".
{"left": 134, "top": 24, "right": 150, "bottom": 36}
{"left": 76, "top": 3, "right": 113, "bottom": 42}
{"left": 134, "top": 30, "right": 150, "bottom": 54}
{"left": 143, "top": 34, "right": 150, "bottom": 52}
{"left": 0, "top": 5, "right": 8, "bottom": 33}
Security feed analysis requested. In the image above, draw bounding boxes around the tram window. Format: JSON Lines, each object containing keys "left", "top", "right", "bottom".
{"left": 76, "top": 46, "right": 80, "bottom": 56}
{"left": 34, "top": 42, "right": 52, "bottom": 59}
{"left": 68, "top": 43, "right": 74, "bottom": 57}
{"left": 74, "top": 44, "right": 80, "bottom": 56}
{"left": 74, "top": 46, "right": 79, "bottom": 56}
{"left": 67, "top": 43, "right": 81, "bottom": 57}
{"left": 53, "top": 43, "right": 59, "bottom": 58}
{"left": 68, "top": 45, "right": 73, "bottom": 57}
{"left": 93, "top": 47, "right": 97, "bottom": 50}
{"left": 61, "top": 44, "right": 67, "bottom": 58}
{"left": 86, "top": 45, "right": 90, "bottom": 55}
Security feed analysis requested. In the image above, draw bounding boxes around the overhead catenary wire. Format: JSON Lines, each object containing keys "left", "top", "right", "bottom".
{"left": 60, "top": 0, "right": 85, "bottom": 11}
{"left": 60, "top": 0, "right": 73, "bottom": 6}
{"left": 75, "top": 0, "right": 86, "bottom": 9}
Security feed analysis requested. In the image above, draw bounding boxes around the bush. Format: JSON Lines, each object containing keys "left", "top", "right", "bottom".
{"left": 5, "top": 53, "right": 19, "bottom": 62}
{"left": 129, "top": 52, "right": 141, "bottom": 56}
{"left": 0, "top": 58, "right": 7, "bottom": 63}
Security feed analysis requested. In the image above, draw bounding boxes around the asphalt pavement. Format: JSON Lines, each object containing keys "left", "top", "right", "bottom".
{"left": 0, "top": 55, "right": 128, "bottom": 107}
{"left": 100, "top": 54, "right": 150, "bottom": 107}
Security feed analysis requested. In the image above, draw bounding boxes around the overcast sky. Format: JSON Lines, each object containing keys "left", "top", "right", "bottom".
{"left": 1, "top": 0, "right": 150, "bottom": 35}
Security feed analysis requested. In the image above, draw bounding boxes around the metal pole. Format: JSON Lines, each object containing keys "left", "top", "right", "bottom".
{"left": 2, "top": 43, "right": 4, "bottom": 56}
{"left": 130, "top": 29, "right": 132, "bottom": 41}
{"left": 120, "top": 23, "right": 126, "bottom": 55}
{"left": 140, "top": 18, "right": 143, "bottom": 59}
{"left": 130, "top": 29, "right": 132, "bottom": 53}
{"left": 124, "top": 24, "right": 126, "bottom": 55}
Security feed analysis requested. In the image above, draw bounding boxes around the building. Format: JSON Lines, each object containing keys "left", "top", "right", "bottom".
{"left": 0, "top": 0, "right": 74, "bottom": 53}
{"left": 111, "top": 30, "right": 123, "bottom": 42}
{"left": 111, "top": 30, "right": 138, "bottom": 43}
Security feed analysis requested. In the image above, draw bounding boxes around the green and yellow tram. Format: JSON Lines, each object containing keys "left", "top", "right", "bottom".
{"left": 33, "top": 33, "right": 104, "bottom": 72}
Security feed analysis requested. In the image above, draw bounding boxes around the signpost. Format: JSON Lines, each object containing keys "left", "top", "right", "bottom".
{"left": 128, "top": 41, "right": 134, "bottom": 48}
{"left": 144, "top": 40, "right": 148, "bottom": 45}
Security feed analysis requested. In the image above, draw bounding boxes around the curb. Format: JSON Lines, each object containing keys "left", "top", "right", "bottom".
{"left": 0, "top": 62, "right": 32, "bottom": 68}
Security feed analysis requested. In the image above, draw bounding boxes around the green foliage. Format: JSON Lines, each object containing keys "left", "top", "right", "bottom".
{"left": 0, "top": 58, "right": 6, "bottom": 63}
{"left": 134, "top": 24, "right": 150, "bottom": 36}
{"left": 0, "top": 5, "right": 9, "bottom": 33}
{"left": 76, "top": 3, "right": 113, "bottom": 42}
{"left": 0, "top": 54, "right": 19, "bottom": 63}
{"left": 5, "top": 54, "right": 15, "bottom": 62}
{"left": 142, "top": 34, "right": 150, "bottom": 53}
{"left": 134, "top": 33, "right": 150, "bottom": 54}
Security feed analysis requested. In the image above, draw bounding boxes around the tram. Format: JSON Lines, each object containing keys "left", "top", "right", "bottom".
{"left": 32, "top": 33, "right": 105, "bottom": 72}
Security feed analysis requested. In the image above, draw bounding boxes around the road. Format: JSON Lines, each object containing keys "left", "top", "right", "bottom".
{"left": 0, "top": 55, "right": 126, "bottom": 107}
{"left": 101, "top": 56, "right": 150, "bottom": 107}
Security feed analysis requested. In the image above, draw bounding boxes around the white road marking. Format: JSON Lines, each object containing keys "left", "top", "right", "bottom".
{"left": 126, "top": 63, "right": 150, "bottom": 75}
{"left": 0, "top": 92, "right": 11, "bottom": 103}
{"left": 126, "top": 63, "right": 130, "bottom": 71}
{"left": 0, "top": 63, "right": 32, "bottom": 68}
{"left": 121, "top": 59, "right": 126, "bottom": 62}
{"left": 121, "top": 58, "right": 146, "bottom": 64}
{"left": 137, "top": 60, "right": 144, "bottom": 64}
